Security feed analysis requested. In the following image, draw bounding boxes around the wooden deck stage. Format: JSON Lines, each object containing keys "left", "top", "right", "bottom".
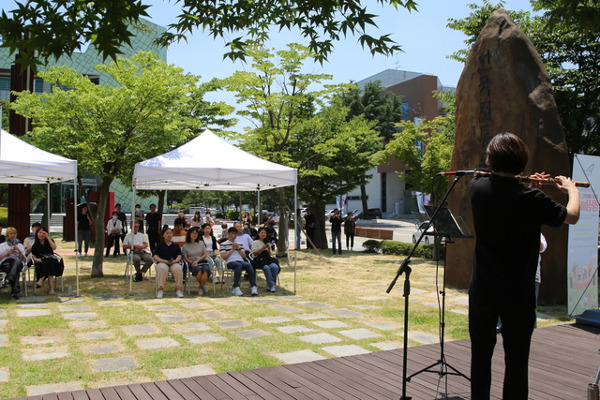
{"left": 12, "top": 323, "right": 600, "bottom": 400}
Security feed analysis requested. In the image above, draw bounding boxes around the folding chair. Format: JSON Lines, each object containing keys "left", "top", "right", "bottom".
{"left": 154, "top": 262, "right": 187, "bottom": 297}
{"left": 0, "top": 263, "right": 27, "bottom": 297}
{"left": 125, "top": 250, "right": 152, "bottom": 281}
{"left": 184, "top": 259, "right": 216, "bottom": 295}
{"left": 32, "top": 254, "right": 64, "bottom": 295}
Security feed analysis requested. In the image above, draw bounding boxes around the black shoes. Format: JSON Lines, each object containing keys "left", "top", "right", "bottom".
{"left": 132, "top": 272, "right": 143, "bottom": 282}
{"left": 0, "top": 280, "right": 9, "bottom": 289}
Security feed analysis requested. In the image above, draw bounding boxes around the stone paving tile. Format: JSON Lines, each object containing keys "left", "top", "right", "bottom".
{"left": 92, "top": 356, "right": 138, "bottom": 372}
{"left": 350, "top": 305, "right": 381, "bottom": 310}
{"left": 370, "top": 341, "right": 402, "bottom": 350}
{"left": 22, "top": 347, "right": 69, "bottom": 361}
{"left": 98, "top": 301, "right": 128, "bottom": 307}
{"left": 180, "top": 301, "right": 213, "bottom": 310}
{"left": 199, "top": 310, "right": 227, "bottom": 319}
{"left": 326, "top": 308, "right": 364, "bottom": 318}
{"left": 311, "top": 320, "right": 348, "bottom": 329}
{"left": 122, "top": 324, "right": 161, "bottom": 336}
{"left": 0, "top": 367, "right": 8, "bottom": 382}
{"left": 0, "top": 309, "right": 6, "bottom": 317}
{"left": 16, "top": 309, "right": 51, "bottom": 317}
{"left": 450, "top": 296, "right": 469, "bottom": 306}
{"left": 422, "top": 302, "right": 440, "bottom": 308}
{"left": 162, "top": 364, "right": 216, "bottom": 379}
{"left": 219, "top": 299, "right": 248, "bottom": 305}
{"left": 85, "top": 344, "right": 122, "bottom": 355}
{"left": 322, "top": 344, "right": 371, "bottom": 357}
{"left": 16, "top": 296, "right": 47, "bottom": 304}
{"left": 364, "top": 322, "right": 400, "bottom": 331}
{"left": 178, "top": 322, "right": 211, "bottom": 332}
{"left": 297, "top": 301, "right": 331, "bottom": 309}
{"left": 255, "top": 316, "right": 292, "bottom": 324}
{"left": 183, "top": 333, "right": 226, "bottom": 344}
{"left": 272, "top": 350, "right": 326, "bottom": 364}
{"left": 233, "top": 329, "right": 271, "bottom": 339}
{"left": 69, "top": 320, "right": 108, "bottom": 329}
{"left": 299, "top": 333, "right": 342, "bottom": 345}
{"left": 76, "top": 331, "right": 115, "bottom": 341}
{"left": 410, "top": 288, "right": 428, "bottom": 294}
{"left": 250, "top": 298, "right": 278, "bottom": 304}
{"left": 21, "top": 336, "right": 59, "bottom": 345}
{"left": 58, "top": 305, "right": 93, "bottom": 312}
{"left": 449, "top": 308, "right": 468, "bottom": 315}
{"left": 276, "top": 325, "right": 316, "bottom": 334}
{"left": 62, "top": 312, "right": 98, "bottom": 320}
{"left": 137, "top": 337, "right": 180, "bottom": 350}
{"left": 92, "top": 294, "right": 119, "bottom": 300}
{"left": 536, "top": 312, "right": 554, "bottom": 320}
{"left": 156, "top": 312, "right": 186, "bottom": 323}
{"left": 59, "top": 297, "right": 85, "bottom": 303}
{"left": 26, "top": 381, "right": 84, "bottom": 396}
{"left": 358, "top": 296, "right": 387, "bottom": 301}
{"left": 0, "top": 334, "right": 7, "bottom": 347}
{"left": 216, "top": 320, "right": 248, "bottom": 329}
{"left": 295, "top": 313, "right": 329, "bottom": 320}
{"left": 407, "top": 331, "right": 439, "bottom": 344}
{"left": 270, "top": 304, "right": 303, "bottom": 313}
{"left": 339, "top": 328, "right": 381, "bottom": 340}
{"left": 147, "top": 305, "right": 177, "bottom": 311}
{"left": 0, "top": 320, "right": 7, "bottom": 330}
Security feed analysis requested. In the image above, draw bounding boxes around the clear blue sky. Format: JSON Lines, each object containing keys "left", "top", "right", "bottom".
{"left": 145, "top": 0, "right": 535, "bottom": 89}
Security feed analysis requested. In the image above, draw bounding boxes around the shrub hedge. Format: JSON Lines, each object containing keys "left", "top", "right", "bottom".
{"left": 362, "top": 239, "right": 444, "bottom": 260}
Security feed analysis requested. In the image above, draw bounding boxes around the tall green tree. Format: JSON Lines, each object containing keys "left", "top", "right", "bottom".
{"left": 0, "top": 0, "right": 417, "bottom": 68}
{"left": 447, "top": 0, "right": 600, "bottom": 155}
{"left": 10, "top": 51, "right": 233, "bottom": 277}
{"left": 340, "top": 80, "right": 404, "bottom": 215}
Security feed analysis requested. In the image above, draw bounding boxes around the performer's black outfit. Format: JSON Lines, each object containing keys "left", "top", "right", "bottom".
{"left": 469, "top": 173, "right": 566, "bottom": 399}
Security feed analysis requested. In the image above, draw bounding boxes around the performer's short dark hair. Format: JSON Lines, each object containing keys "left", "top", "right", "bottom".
{"left": 486, "top": 132, "right": 529, "bottom": 175}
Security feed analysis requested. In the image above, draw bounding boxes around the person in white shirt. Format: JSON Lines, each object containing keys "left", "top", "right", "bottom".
{"left": 123, "top": 222, "right": 153, "bottom": 282}
{"left": 220, "top": 227, "right": 257, "bottom": 296}
{"left": 234, "top": 222, "right": 253, "bottom": 252}
{"left": 105, "top": 211, "right": 123, "bottom": 257}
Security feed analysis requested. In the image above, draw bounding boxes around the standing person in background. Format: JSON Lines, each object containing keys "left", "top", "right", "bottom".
{"left": 77, "top": 204, "right": 93, "bottom": 256}
{"left": 114, "top": 204, "right": 127, "bottom": 249}
{"left": 218, "top": 223, "right": 228, "bottom": 244}
{"left": 105, "top": 211, "right": 123, "bottom": 257}
{"left": 329, "top": 208, "right": 342, "bottom": 255}
{"left": 145, "top": 204, "right": 162, "bottom": 254}
{"left": 344, "top": 212, "right": 356, "bottom": 251}
{"left": 304, "top": 209, "right": 316, "bottom": 248}
{"left": 134, "top": 204, "right": 144, "bottom": 233}
{"left": 204, "top": 210, "right": 215, "bottom": 227}
{"left": 469, "top": 132, "right": 580, "bottom": 400}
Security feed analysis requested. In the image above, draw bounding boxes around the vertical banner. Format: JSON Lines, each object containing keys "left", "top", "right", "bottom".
{"left": 567, "top": 154, "right": 599, "bottom": 316}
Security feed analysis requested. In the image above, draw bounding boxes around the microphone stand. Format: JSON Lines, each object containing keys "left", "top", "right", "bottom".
{"left": 387, "top": 174, "right": 469, "bottom": 400}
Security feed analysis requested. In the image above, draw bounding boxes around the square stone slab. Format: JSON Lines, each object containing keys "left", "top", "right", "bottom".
{"left": 21, "top": 336, "right": 58, "bottom": 345}
{"left": 199, "top": 310, "right": 227, "bottom": 320}
{"left": 273, "top": 350, "right": 326, "bottom": 364}
{"left": 85, "top": 344, "right": 122, "bottom": 354}
{"left": 250, "top": 298, "right": 278, "bottom": 304}
{"left": 358, "top": 296, "right": 387, "bottom": 301}
{"left": 98, "top": 301, "right": 128, "bottom": 307}
{"left": 0, "top": 367, "right": 8, "bottom": 382}
{"left": 183, "top": 333, "right": 226, "bottom": 344}
{"left": 162, "top": 364, "right": 216, "bottom": 379}
{"left": 215, "top": 320, "right": 248, "bottom": 329}
{"left": 407, "top": 331, "right": 439, "bottom": 345}
{"left": 16, "top": 309, "right": 51, "bottom": 317}
{"left": 270, "top": 304, "right": 303, "bottom": 313}
{"left": 297, "top": 301, "right": 331, "bottom": 309}
{"left": 255, "top": 316, "right": 292, "bottom": 324}
{"left": 156, "top": 313, "right": 186, "bottom": 323}
{"left": 339, "top": 328, "right": 381, "bottom": 340}
{"left": 220, "top": 299, "right": 247, "bottom": 306}
{"left": 0, "top": 309, "right": 6, "bottom": 317}
{"left": 122, "top": 324, "right": 161, "bottom": 336}
{"left": 69, "top": 320, "right": 108, "bottom": 330}
{"left": 276, "top": 325, "right": 315, "bottom": 334}
{"left": 0, "top": 320, "right": 6, "bottom": 330}
{"left": 351, "top": 305, "right": 381, "bottom": 310}
{"left": 296, "top": 313, "right": 329, "bottom": 320}
{"left": 451, "top": 296, "right": 469, "bottom": 306}
{"left": 449, "top": 309, "right": 468, "bottom": 315}
{"left": 322, "top": 344, "right": 370, "bottom": 357}
{"left": 178, "top": 322, "right": 210, "bottom": 332}
{"left": 59, "top": 297, "right": 85, "bottom": 303}
{"left": 137, "top": 337, "right": 179, "bottom": 350}
{"left": 147, "top": 305, "right": 177, "bottom": 312}
{"left": 62, "top": 312, "right": 98, "bottom": 320}
{"left": 364, "top": 322, "right": 400, "bottom": 331}
{"left": 370, "top": 341, "right": 402, "bottom": 351}
{"left": 233, "top": 329, "right": 271, "bottom": 339}
{"left": 299, "top": 333, "right": 342, "bottom": 345}
{"left": 22, "top": 347, "right": 69, "bottom": 361}
{"left": 16, "top": 297, "right": 47, "bottom": 304}
{"left": 26, "top": 381, "right": 84, "bottom": 396}
{"left": 0, "top": 334, "right": 7, "bottom": 347}
{"left": 311, "top": 320, "right": 348, "bottom": 329}
{"left": 58, "top": 305, "right": 92, "bottom": 312}
{"left": 326, "top": 308, "right": 364, "bottom": 318}
{"left": 92, "top": 356, "right": 138, "bottom": 372}
{"left": 76, "top": 331, "right": 115, "bottom": 341}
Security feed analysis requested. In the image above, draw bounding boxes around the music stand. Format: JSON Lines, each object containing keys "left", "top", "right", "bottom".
{"left": 406, "top": 205, "right": 471, "bottom": 383}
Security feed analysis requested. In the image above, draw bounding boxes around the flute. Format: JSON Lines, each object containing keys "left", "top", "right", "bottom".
{"left": 474, "top": 171, "right": 590, "bottom": 188}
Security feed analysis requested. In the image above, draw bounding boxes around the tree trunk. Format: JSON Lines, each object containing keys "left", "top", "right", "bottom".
{"left": 91, "top": 177, "right": 113, "bottom": 278}
{"left": 312, "top": 199, "right": 328, "bottom": 249}
{"left": 276, "top": 187, "right": 288, "bottom": 254}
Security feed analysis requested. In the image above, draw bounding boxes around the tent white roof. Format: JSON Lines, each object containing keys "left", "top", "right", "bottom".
{"left": 0, "top": 129, "right": 78, "bottom": 184}
{"left": 134, "top": 129, "right": 297, "bottom": 191}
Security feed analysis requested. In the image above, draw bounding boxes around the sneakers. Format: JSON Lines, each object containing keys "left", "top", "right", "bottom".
{"left": 133, "top": 273, "right": 143, "bottom": 282}
{"left": 176, "top": 290, "right": 184, "bottom": 298}
{"left": 198, "top": 288, "right": 204, "bottom": 296}
{"left": 157, "top": 290, "right": 164, "bottom": 299}
{"left": 268, "top": 285, "right": 276, "bottom": 292}
{"left": 250, "top": 286, "right": 258, "bottom": 296}
{"left": 232, "top": 286, "right": 243, "bottom": 296}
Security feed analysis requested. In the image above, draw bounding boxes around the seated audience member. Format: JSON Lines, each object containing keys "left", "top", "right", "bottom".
{"left": 217, "top": 223, "right": 228, "bottom": 244}
{"left": 183, "top": 227, "right": 211, "bottom": 295}
{"left": 31, "top": 226, "right": 64, "bottom": 295}
{"left": 23, "top": 222, "right": 41, "bottom": 266}
{"left": 190, "top": 211, "right": 203, "bottom": 228}
{"left": 123, "top": 222, "right": 153, "bottom": 282}
{"left": 243, "top": 222, "right": 258, "bottom": 240}
{"left": 105, "top": 211, "right": 123, "bottom": 257}
{"left": 177, "top": 211, "right": 190, "bottom": 229}
{"left": 265, "top": 220, "right": 278, "bottom": 245}
{"left": 234, "top": 222, "right": 253, "bottom": 253}
{"left": 201, "top": 223, "right": 224, "bottom": 284}
{"left": 0, "top": 227, "right": 26, "bottom": 299}
{"left": 153, "top": 227, "right": 184, "bottom": 298}
{"left": 204, "top": 210, "right": 215, "bottom": 226}
{"left": 134, "top": 204, "right": 145, "bottom": 234}
{"left": 172, "top": 218, "right": 187, "bottom": 248}
{"left": 251, "top": 227, "right": 280, "bottom": 292}
{"left": 220, "top": 227, "right": 257, "bottom": 296}
{"left": 0, "top": 226, "right": 5, "bottom": 244}
{"left": 241, "top": 211, "right": 253, "bottom": 223}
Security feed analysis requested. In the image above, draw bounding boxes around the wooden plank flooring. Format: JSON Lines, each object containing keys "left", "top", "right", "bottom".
{"left": 9, "top": 323, "right": 599, "bottom": 400}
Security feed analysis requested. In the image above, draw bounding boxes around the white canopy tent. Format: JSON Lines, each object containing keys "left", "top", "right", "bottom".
{"left": 132, "top": 129, "right": 298, "bottom": 293}
{"left": 0, "top": 129, "right": 80, "bottom": 295}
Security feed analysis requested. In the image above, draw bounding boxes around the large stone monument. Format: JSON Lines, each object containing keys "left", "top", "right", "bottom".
{"left": 446, "top": 9, "right": 571, "bottom": 304}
